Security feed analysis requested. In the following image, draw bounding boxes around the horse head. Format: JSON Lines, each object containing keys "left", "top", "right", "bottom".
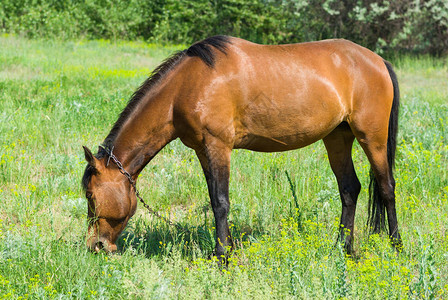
{"left": 82, "top": 146, "right": 137, "bottom": 253}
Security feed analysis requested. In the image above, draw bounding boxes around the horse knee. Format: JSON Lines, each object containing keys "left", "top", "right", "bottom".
{"left": 212, "top": 196, "right": 230, "bottom": 219}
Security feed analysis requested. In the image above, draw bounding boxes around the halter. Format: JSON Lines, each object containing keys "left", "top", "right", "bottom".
{"left": 98, "top": 145, "right": 186, "bottom": 232}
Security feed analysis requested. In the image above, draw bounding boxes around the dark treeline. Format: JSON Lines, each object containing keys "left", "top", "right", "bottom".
{"left": 1, "top": 0, "right": 447, "bottom": 56}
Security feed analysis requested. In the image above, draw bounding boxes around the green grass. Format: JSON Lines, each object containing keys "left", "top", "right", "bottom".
{"left": 0, "top": 35, "right": 447, "bottom": 299}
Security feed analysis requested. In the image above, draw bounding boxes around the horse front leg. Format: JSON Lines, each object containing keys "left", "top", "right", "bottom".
{"left": 195, "top": 141, "right": 234, "bottom": 263}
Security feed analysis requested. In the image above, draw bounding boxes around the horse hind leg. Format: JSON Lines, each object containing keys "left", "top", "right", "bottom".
{"left": 352, "top": 125, "right": 402, "bottom": 250}
{"left": 323, "top": 122, "right": 361, "bottom": 254}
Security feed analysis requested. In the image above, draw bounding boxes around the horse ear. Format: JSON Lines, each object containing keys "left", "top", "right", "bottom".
{"left": 83, "top": 146, "right": 97, "bottom": 168}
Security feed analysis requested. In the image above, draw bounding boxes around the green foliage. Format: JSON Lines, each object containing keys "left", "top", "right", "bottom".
{"left": 0, "top": 0, "right": 165, "bottom": 40}
{"left": 0, "top": 36, "right": 447, "bottom": 298}
{"left": 1, "top": 0, "right": 447, "bottom": 55}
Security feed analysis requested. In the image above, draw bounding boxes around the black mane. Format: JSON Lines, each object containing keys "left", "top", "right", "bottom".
{"left": 103, "top": 35, "right": 231, "bottom": 148}
{"left": 103, "top": 50, "right": 186, "bottom": 148}
{"left": 82, "top": 36, "right": 231, "bottom": 190}
{"left": 186, "top": 35, "right": 230, "bottom": 67}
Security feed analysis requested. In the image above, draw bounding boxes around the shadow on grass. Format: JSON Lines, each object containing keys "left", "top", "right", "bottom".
{"left": 115, "top": 216, "right": 265, "bottom": 260}
{"left": 115, "top": 171, "right": 315, "bottom": 260}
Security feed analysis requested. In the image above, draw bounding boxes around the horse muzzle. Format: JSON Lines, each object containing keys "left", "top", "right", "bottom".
{"left": 87, "top": 236, "right": 117, "bottom": 253}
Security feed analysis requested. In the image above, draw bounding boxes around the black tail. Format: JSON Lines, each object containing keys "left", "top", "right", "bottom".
{"left": 368, "top": 60, "right": 400, "bottom": 233}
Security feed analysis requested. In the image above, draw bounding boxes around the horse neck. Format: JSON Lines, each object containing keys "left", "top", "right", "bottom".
{"left": 110, "top": 87, "right": 176, "bottom": 178}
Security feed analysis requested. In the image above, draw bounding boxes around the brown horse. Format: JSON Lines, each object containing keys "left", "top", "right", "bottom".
{"left": 82, "top": 36, "right": 401, "bottom": 259}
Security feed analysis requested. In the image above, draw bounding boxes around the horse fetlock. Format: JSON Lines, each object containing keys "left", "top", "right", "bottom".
{"left": 390, "top": 232, "right": 403, "bottom": 252}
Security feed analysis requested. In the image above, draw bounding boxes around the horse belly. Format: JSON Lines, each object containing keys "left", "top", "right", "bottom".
{"left": 235, "top": 133, "right": 323, "bottom": 152}
{"left": 233, "top": 94, "right": 344, "bottom": 152}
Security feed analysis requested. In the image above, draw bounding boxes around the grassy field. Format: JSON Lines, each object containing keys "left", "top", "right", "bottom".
{"left": 0, "top": 35, "right": 447, "bottom": 299}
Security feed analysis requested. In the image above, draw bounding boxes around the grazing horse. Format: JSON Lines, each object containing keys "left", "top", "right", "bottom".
{"left": 82, "top": 36, "right": 401, "bottom": 259}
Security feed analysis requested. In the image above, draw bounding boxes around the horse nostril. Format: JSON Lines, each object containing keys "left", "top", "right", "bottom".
{"left": 94, "top": 241, "right": 104, "bottom": 253}
{"left": 97, "top": 241, "right": 105, "bottom": 250}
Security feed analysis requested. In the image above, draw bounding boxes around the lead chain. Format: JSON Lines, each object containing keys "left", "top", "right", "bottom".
{"left": 99, "top": 145, "right": 188, "bottom": 232}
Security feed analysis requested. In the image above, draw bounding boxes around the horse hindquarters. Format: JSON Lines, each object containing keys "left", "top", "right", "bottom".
{"left": 349, "top": 60, "right": 402, "bottom": 250}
